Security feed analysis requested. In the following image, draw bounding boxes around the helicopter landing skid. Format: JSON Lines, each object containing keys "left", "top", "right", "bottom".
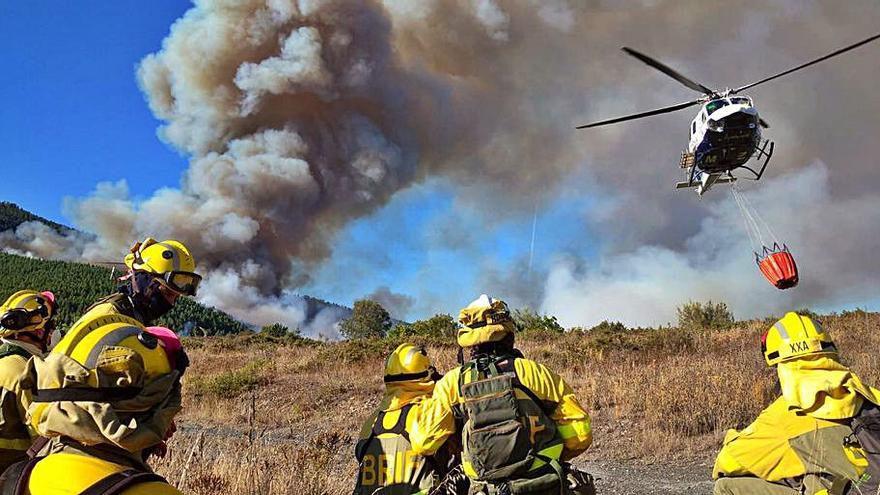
{"left": 736, "top": 139, "right": 774, "bottom": 181}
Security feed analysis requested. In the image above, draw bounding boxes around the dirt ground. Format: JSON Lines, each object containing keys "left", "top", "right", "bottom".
{"left": 581, "top": 459, "right": 715, "bottom": 495}
{"left": 176, "top": 420, "right": 718, "bottom": 494}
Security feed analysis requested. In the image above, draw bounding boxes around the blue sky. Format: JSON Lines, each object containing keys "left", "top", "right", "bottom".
{"left": 0, "top": 1, "right": 190, "bottom": 223}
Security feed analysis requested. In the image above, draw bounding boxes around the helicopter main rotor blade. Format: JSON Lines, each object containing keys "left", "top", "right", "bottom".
{"left": 759, "top": 118, "right": 769, "bottom": 129}
{"left": 576, "top": 98, "right": 703, "bottom": 129}
{"left": 622, "top": 47, "right": 716, "bottom": 96}
{"left": 734, "top": 31, "right": 880, "bottom": 93}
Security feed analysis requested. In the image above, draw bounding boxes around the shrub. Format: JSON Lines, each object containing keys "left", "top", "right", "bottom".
{"left": 260, "top": 322, "right": 300, "bottom": 338}
{"left": 315, "top": 337, "right": 391, "bottom": 365}
{"left": 587, "top": 320, "right": 628, "bottom": 333}
{"left": 513, "top": 308, "right": 564, "bottom": 334}
{"left": 387, "top": 314, "right": 457, "bottom": 340}
{"left": 190, "top": 360, "right": 268, "bottom": 398}
{"left": 676, "top": 300, "right": 734, "bottom": 330}
{"left": 339, "top": 299, "right": 391, "bottom": 340}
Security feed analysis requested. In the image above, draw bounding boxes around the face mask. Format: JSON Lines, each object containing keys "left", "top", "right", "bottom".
{"left": 128, "top": 273, "right": 174, "bottom": 324}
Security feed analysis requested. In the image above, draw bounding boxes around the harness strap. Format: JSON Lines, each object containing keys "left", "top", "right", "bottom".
{"left": 80, "top": 470, "right": 167, "bottom": 495}
{"left": 357, "top": 403, "right": 417, "bottom": 460}
{"left": 25, "top": 437, "right": 50, "bottom": 459}
{"left": 533, "top": 454, "right": 566, "bottom": 495}
{"left": 371, "top": 403, "right": 416, "bottom": 440}
{"left": 9, "top": 457, "right": 41, "bottom": 495}
{"left": 31, "top": 387, "right": 142, "bottom": 403}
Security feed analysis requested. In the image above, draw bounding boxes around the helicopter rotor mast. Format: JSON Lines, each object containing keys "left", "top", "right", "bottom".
{"left": 576, "top": 46, "right": 714, "bottom": 129}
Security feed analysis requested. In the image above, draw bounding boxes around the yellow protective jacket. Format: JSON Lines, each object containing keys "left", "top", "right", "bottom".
{"left": 0, "top": 339, "right": 41, "bottom": 471}
{"left": 713, "top": 397, "right": 867, "bottom": 485}
{"left": 77, "top": 293, "right": 146, "bottom": 326}
{"left": 411, "top": 357, "right": 592, "bottom": 462}
{"left": 27, "top": 451, "right": 181, "bottom": 494}
{"left": 354, "top": 381, "right": 439, "bottom": 494}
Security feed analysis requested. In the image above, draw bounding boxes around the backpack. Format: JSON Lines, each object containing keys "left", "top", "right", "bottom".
{"left": 459, "top": 355, "right": 564, "bottom": 494}
{"left": 849, "top": 402, "right": 880, "bottom": 494}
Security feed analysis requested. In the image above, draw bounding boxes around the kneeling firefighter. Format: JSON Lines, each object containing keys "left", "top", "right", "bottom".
{"left": 79, "top": 238, "right": 200, "bottom": 326}
{"left": 0, "top": 291, "right": 58, "bottom": 471}
{"left": 411, "top": 295, "right": 595, "bottom": 495}
{"left": 354, "top": 343, "right": 463, "bottom": 495}
{"left": 0, "top": 318, "right": 188, "bottom": 494}
{"left": 713, "top": 312, "right": 880, "bottom": 495}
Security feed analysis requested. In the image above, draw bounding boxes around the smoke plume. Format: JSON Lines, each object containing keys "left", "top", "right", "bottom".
{"left": 3, "top": 1, "right": 879, "bottom": 331}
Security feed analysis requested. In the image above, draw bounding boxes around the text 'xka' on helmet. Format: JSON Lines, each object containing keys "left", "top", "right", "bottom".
{"left": 762, "top": 312, "right": 837, "bottom": 366}
{"left": 124, "top": 238, "right": 202, "bottom": 296}
{"left": 26, "top": 315, "right": 188, "bottom": 453}
{"left": 456, "top": 294, "right": 516, "bottom": 348}
{"left": 0, "top": 290, "right": 58, "bottom": 338}
{"left": 384, "top": 343, "right": 434, "bottom": 384}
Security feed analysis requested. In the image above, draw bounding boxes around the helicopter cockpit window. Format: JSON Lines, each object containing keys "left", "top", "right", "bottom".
{"left": 706, "top": 99, "right": 728, "bottom": 114}
{"left": 730, "top": 97, "right": 751, "bottom": 105}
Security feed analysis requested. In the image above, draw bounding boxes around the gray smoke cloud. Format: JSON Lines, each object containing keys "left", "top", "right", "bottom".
{"left": 543, "top": 163, "right": 880, "bottom": 327}
{"left": 2, "top": 0, "right": 879, "bottom": 331}
{"left": 365, "top": 286, "right": 415, "bottom": 320}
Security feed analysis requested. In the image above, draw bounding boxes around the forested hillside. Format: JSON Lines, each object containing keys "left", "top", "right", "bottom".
{"left": 0, "top": 252, "right": 249, "bottom": 335}
{"left": 0, "top": 202, "right": 69, "bottom": 233}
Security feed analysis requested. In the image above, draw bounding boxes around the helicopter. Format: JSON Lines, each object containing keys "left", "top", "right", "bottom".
{"left": 577, "top": 32, "right": 880, "bottom": 196}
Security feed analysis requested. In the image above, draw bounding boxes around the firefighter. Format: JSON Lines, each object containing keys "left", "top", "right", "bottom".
{"left": 0, "top": 290, "right": 58, "bottom": 471}
{"left": 411, "top": 295, "right": 594, "bottom": 495}
{"left": 354, "top": 343, "right": 460, "bottom": 494}
{"left": 0, "top": 321, "right": 188, "bottom": 494}
{"left": 713, "top": 312, "right": 880, "bottom": 495}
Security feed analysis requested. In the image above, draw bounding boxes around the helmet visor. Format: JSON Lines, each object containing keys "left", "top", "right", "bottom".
{"left": 164, "top": 271, "right": 202, "bottom": 297}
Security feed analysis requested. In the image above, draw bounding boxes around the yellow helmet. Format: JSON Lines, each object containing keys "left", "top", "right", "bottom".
{"left": 124, "top": 238, "right": 201, "bottom": 296}
{"left": 456, "top": 294, "right": 516, "bottom": 348}
{"left": 762, "top": 312, "right": 837, "bottom": 366}
{"left": 384, "top": 343, "right": 433, "bottom": 383}
{"left": 0, "top": 290, "right": 58, "bottom": 337}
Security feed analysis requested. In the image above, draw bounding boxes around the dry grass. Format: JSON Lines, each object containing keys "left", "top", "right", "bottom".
{"left": 154, "top": 311, "right": 880, "bottom": 493}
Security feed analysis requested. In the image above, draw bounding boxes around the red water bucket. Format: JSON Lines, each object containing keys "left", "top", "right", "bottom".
{"left": 756, "top": 245, "right": 798, "bottom": 289}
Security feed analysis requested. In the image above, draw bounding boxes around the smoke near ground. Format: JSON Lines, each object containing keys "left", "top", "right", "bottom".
{"left": 543, "top": 163, "right": 880, "bottom": 327}
{"left": 2, "top": 1, "right": 879, "bottom": 332}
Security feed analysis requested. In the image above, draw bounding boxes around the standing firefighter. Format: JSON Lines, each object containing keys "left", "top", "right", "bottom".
{"left": 79, "top": 238, "right": 200, "bottom": 326}
{"left": 354, "top": 343, "right": 457, "bottom": 495}
{"left": 713, "top": 312, "right": 880, "bottom": 495}
{"left": 0, "top": 291, "right": 58, "bottom": 471}
{"left": 411, "top": 295, "right": 594, "bottom": 495}
{"left": 0, "top": 322, "right": 188, "bottom": 494}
